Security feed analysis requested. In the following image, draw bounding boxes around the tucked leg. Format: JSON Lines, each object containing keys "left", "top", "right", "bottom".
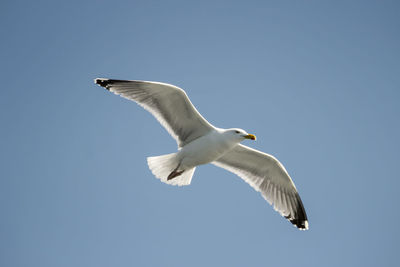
{"left": 167, "top": 166, "right": 185, "bottom": 180}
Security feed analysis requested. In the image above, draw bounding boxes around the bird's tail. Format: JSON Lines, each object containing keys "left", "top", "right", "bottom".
{"left": 147, "top": 153, "right": 195, "bottom": 186}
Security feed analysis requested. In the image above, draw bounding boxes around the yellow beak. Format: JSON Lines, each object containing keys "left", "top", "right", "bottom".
{"left": 244, "top": 134, "right": 256, "bottom": 140}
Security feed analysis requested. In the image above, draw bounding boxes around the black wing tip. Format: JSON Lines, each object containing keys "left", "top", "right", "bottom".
{"left": 285, "top": 194, "right": 309, "bottom": 230}
{"left": 94, "top": 78, "right": 111, "bottom": 90}
{"left": 284, "top": 215, "right": 309, "bottom": 230}
{"left": 290, "top": 218, "right": 309, "bottom": 230}
{"left": 94, "top": 78, "right": 131, "bottom": 90}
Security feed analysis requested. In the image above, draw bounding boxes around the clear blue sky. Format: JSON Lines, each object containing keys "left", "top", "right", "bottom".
{"left": 1, "top": 1, "right": 399, "bottom": 266}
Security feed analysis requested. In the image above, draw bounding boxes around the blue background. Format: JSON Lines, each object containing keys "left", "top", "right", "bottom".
{"left": 1, "top": 1, "right": 399, "bottom": 266}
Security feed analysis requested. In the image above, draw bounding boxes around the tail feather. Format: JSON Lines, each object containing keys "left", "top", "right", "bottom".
{"left": 147, "top": 153, "right": 195, "bottom": 186}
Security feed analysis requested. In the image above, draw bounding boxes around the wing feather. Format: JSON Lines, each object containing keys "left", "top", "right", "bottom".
{"left": 213, "top": 144, "right": 308, "bottom": 230}
{"left": 95, "top": 78, "right": 214, "bottom": 147}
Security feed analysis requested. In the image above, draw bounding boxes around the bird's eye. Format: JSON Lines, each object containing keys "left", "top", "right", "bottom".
{"left": 235, "top": 130, "right": 240, "bottom": 134}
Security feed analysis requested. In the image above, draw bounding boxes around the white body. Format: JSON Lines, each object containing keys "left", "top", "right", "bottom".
{"left": 147, "top": 128, "right": 246, "bottom": 187}
{"left": 178, "top": 129, "right": 239, "bottom": 169}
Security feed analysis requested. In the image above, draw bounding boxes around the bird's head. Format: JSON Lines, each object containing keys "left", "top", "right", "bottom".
{"left": 226, "top": 128, "right": 256, "bottom": 142}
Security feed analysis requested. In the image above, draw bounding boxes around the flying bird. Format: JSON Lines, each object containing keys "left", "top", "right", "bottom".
{"left": 95, "top": 78, "right": 309, "bottom": 230}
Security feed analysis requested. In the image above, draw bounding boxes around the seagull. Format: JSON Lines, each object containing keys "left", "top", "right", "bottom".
{"left": 95, "top": 78, "right": 309, "bottom": 230}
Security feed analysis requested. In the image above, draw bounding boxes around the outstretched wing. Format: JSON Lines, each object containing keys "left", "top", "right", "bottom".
{"left": 213, "top": 144, "right": 308, "bottom": 230}
{"left": 95, "top": 78, "right": 215, "bottom": 147}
